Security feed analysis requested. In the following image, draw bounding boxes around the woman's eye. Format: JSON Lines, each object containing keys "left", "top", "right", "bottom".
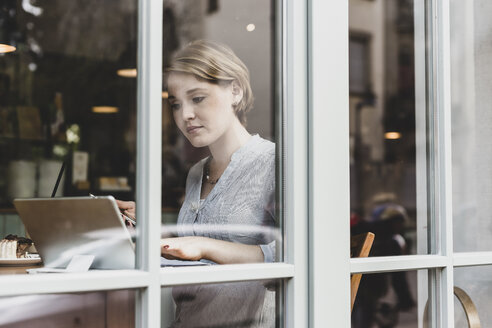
{"left": 170, "top": 103, "right": 181, "bottom": 111}
{"left": 192, "top": 96, "right": 205, "bottom": 104}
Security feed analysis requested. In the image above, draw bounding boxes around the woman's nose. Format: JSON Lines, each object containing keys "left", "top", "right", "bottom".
{"left": 181, "top": 103, "right": 195, "bottom": 120}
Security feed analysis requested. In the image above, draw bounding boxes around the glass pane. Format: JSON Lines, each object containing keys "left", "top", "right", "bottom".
{"left": 0, "top": 1, "right": 138, "bottom": 270}
{"left": 352, "top": 269, "right": 429, "bottom": 328}
{"left": 162, "top": 280, "right": 283, "bottom": 327}
{"left": 0, "top": 290, "right": 136, "bottom": 327}
{"left": 159, "top": 0, "right": 282, "bottom": 265}
{"left": 349, "top": 0, "right": 428, "bottom": 255}
{"left": 454, "top": 267, "right": 492, "bottom": 327}
{"left": 450, "top": 0, "right": 492, "bottom": 252}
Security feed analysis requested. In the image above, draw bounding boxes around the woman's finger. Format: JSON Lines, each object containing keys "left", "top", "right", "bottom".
{"left": 116, "top": 200, "right": 135, "bottom": 210}
{"left": 123, "top": 209, "right": 136, "bottom": 220}
{"left": 162, "top": 253, "right": 179, "bottom": 260}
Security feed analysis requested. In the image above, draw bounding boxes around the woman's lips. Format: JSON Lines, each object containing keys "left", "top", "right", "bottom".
{"left": 186, "top": 126, "right": 202, "bottom": 134}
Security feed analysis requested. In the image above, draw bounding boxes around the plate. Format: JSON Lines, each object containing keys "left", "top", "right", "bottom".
{"left": 0, "top": 257, "right": 42, "bottom": 266}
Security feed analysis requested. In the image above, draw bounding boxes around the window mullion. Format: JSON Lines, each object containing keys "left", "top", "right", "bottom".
{"left": 284, "top": 0, "right": 309, "bottom": 327}
{"left": 309, "top": 0, "right": 350, "bottom": 327}
{"left": 135, "top": 0, "right": 163, "bottom": 327}
{"left": 0, "top": 271, "right": 151, "bottom": 297}
{"left": 435, "top": 0, "right": 454, "bottom": 326}
{"left": 160, "top": 263, "right": 294, "bottom": 287}
{"left": 350, "top": 255, "right": 449, "bottom": 274}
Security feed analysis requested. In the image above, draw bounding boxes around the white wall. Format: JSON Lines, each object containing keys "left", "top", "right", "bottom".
{"left": 204, "top": 0, "right": 273, "bottom": 139}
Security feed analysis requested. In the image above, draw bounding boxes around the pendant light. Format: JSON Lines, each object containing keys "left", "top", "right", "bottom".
{"left": 117, "top": 41, "right": 137, "bottom": 78}
{"left": 91, "top": 88, "right": 119, "bottom": 114}
{"left": 92, "top": 106, "right": 119, "bottom": 114}
{"left": 0, "top": 44, "right": 16, "bottom": 53}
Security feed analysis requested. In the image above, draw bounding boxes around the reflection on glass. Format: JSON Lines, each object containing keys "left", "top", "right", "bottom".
{"left": 155, "top": 0, "right": 280, "bottom": 265}
{"left": 450, "top": 0, "right": 492, "bottom": 252}
{"left": 352, "top": 270, "right": 426, "bottom": 328}
{"left": 0, "top": 1, "right": 138, "bottom": 269}
{"left": 454, "top": 267, "right": 491, "bottom": 327}
{"left": 162, "top": 280, "right": 281, "bottom": 328}
{"left": 0, "top": 290, "right": 136, "bottom": 327}
{"left": 349, "top": 0, "right": 420, "bottom": 256}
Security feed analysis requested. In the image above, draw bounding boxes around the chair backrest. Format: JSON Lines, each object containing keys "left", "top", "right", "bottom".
{"left": 350, "top": 232, "right": 375, "bottom": 312}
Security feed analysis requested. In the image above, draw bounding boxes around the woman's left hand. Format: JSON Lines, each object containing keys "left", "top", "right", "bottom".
{"left": 161, "top": 236, "right": 206, "bottom": 261}
{"left": 160, "top": 236, "right": 265, "bottom": 264}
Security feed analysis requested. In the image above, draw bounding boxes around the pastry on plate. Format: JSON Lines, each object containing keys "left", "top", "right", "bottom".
{"left": 0, "top": 234, "right": 33, "bottom": 259}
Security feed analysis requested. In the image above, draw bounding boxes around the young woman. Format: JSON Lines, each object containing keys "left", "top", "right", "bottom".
{"left": 118, "top": 40, "right": 277, "bottom": 327}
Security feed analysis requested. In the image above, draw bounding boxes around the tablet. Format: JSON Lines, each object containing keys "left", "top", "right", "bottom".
{"left": 14, "top": 196, "right": 135, "bottom": 269}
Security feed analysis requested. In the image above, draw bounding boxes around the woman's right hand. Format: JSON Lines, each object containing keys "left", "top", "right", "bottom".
{"left": 115, "top": 199, "right": 136, "bottom": 221}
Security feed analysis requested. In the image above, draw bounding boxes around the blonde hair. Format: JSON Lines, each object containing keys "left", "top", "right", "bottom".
{"left": 166, "top": 40, "right": 253, "bottom": 125}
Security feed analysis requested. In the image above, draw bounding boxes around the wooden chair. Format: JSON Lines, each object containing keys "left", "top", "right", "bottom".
{"left": 350, "top": 232, "right": 375, "bottom": 312}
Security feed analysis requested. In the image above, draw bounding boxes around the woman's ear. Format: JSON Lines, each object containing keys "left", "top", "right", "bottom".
{"left": 231, "top": 80, "right": 243, "bottom": 105}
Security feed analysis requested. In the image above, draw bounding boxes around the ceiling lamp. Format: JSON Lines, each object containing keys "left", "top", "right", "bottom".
{"left": 0, "top": 44, "right": 16, "bottom": 53}
{"left": 384, "top": 132, "right": 401, "bottom": 140}
{"left": 117, "top": 41, "right": 137, "bottom": 78}
{"left": 92, "top": 106, "right": 119, "bottom": 114}
{"left": 117, "top": 68, "right": 137, "bottom": 78}
{"left": 246, "top": 24, "right": 256, "bottom": 32}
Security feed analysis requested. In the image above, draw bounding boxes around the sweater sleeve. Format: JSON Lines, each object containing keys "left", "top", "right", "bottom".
{"left": 260, "top": 241, "right": 276, "bottom": 263}
{"left": 260, "top": 149, "right": 277, "bottom": 263}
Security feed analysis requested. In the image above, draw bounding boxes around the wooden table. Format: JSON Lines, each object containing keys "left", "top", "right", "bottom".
{"left": 0, "top": 264, "right": 40, "bottom": 275}
{"left": 0, "top": 265, "right": 135, "bottom": 328}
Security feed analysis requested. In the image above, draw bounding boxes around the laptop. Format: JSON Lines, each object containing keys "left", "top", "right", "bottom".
{"left": 13, "top": 196, "right": 136, "bottom": 269}
{"left": 14, "top": 163, "right": 206, "bottom": 269}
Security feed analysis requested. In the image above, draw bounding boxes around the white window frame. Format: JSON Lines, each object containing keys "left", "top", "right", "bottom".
{"left": 0, "top": 0, "right": 310, "bottom": 327}
{"left": 308, "top": 0, "right": 351, "bottom": 326}
{"left": 341, "top": 0, "right": 458, "bottom": 326}
{"left": 313, "top": 1, "right": 492, "bottom": 327}
{"left": 8, "top": 0, "right": 492, "bottom": 327}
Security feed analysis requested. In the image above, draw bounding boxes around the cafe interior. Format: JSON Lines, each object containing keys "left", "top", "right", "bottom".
{"left": 1, "top": 0, "right": 491, "bottom": 327}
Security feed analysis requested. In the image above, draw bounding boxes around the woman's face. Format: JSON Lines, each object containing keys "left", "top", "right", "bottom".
{"left": 167, "top": 72, "right": 240, "bottom": 148}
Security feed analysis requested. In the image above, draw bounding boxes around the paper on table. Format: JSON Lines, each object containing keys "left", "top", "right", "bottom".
{"left": 160, "top": 257, "right": 209, "bottom": 267}
{"left": 27, "top": 255, "right": 94, "bottom": 274}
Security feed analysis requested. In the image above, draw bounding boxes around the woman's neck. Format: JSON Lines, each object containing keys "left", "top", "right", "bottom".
{"left": 208, "top": 120, "right": 251, "bottom": 165}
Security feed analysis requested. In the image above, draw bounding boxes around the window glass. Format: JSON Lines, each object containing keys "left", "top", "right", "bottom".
{"left": 0, "top": 1, "right": 138, "bottom": 270}
{"left": 159, "top": 0, "right": 282, "bottom": 266}
{"left": 454, "top": 267, "right": 492, "bottom": 327}
{"left": 161, "top": 280, "right": 283, "bottom": 327}
{"left": 450, "top": 0, "right": 492, "bottom": 252}
{"left": 352, "top": 270, "right": 428, "bottom": 328}
{"left": 349, "top": 0, "right": 427, "bottom": 256}
{"left": 0, "top": 290, "right": 136, "bottom": 327}
{"left": 451, "top": 1, "right": 492, "bottom": 320}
